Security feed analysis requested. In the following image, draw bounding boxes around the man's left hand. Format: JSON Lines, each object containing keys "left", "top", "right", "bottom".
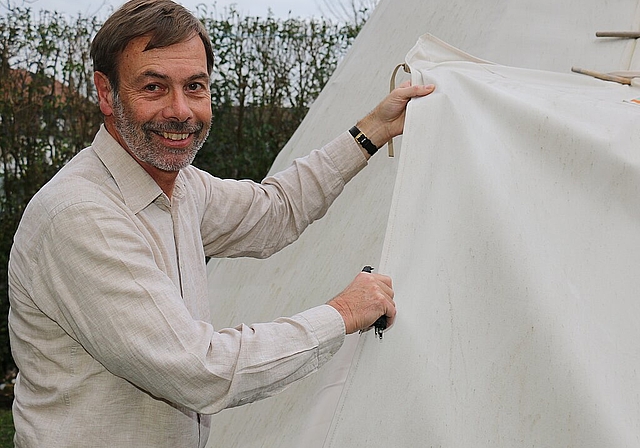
{"left": 356, "top": 82, "right": 436, "bottom": 155}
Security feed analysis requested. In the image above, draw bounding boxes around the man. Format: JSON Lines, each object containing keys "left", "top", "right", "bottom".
{"left": 7, "top": 0, "right": 435, "bottom": 446}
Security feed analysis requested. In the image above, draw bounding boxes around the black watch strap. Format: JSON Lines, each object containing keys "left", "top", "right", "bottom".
{"left": 349, "top": 125, "right": 378, "bottom": 156}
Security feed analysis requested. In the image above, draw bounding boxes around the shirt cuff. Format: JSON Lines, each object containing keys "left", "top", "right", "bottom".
{"left": 323, "top": 132, "right": 369, "bottom": 184}
{"left": 294, "top": 304, "right": 346, "bottom": 368}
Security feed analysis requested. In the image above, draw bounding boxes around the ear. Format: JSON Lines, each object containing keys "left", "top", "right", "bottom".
{"left": 94, "top": 71, "right": 114, "bottom": 116}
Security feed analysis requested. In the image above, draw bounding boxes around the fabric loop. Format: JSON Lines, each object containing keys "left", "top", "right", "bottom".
{"left": 388, "top": 63, "right": 411, "bottom": 157}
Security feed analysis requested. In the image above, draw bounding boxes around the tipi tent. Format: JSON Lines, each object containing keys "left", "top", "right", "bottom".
{"left": 206, "top": 0, "right": 640, "bottom": 446}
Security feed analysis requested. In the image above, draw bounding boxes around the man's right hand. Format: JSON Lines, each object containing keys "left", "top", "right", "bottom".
{"left": 327, "top": 271, "right": 396, "bottom": 334}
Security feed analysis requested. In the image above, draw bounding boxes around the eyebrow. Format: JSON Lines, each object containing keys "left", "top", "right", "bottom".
{"left": 137, "top": 70, "right": 210, "bottom": 84}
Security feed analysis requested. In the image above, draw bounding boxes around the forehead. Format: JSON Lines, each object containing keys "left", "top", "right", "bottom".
{"left": 118, "top": 35, "right": 209, "bottom": 81}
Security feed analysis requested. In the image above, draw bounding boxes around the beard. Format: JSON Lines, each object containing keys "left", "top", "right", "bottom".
{"left": 111, "top": 92, "right": 211, "bottom": 172}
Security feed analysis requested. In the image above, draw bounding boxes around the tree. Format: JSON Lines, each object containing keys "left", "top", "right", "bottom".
{"left": 194, "top": 6, "right": 359, "bottom": 180}
{"left": 316, "top": 0, "right": 379, "bottom": 34}
{"left": 0, "top": 8, "right": 102, "bottom": 372}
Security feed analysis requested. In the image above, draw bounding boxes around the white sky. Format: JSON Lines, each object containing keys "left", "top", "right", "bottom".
{"left": 9, "top": 0, "right": 327, "bottom": 18}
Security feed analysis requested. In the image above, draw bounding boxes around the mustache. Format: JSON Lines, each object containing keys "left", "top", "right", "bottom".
{"left": 142, "top": 120, "right": 204, "bottom": 134}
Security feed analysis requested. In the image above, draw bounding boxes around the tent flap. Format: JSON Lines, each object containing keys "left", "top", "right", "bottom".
{"left": 325, "top": 37, "right": 640, "bottom": 448}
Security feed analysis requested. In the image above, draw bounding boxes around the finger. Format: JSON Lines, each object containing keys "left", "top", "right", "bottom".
{"left": 359, "top": 272, "right": 394, "bottom": 302}
{"left": 380, "top": 275, "right": 396, "bottom": 324}
{"left": 402, "top": 83, "right": 435, "bottom": 98}
{"left": 370, "top": 272, "right": 393, "bottom": 289}
{"left": 381, "top": 297, "right": 397, "bottom": 329}
{"left": 372, "top": 277, "right": 396, "bottom": 327}
{"left": 384, "top": 312, "right": 396, "bottom": 329}
{"left": 394, "top": 82, "right": 435, "bottom": 100}
{"left": 376, "top": 277, "right": 394, "bottom": 300}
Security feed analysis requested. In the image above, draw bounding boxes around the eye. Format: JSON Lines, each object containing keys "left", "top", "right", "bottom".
{"left": 144, "top": 84, "right": 161, "bottom": 92}
{"left": 187, "top": 82, "right": 206, "bottom": 92}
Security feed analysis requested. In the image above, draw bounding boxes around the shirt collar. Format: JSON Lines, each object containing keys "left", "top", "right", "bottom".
{"left": 92, "top": 125, "right": 165, "bottom": 214}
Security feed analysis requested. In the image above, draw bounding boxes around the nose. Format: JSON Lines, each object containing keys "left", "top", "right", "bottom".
{"left": 163, "top": 89, "right": 193, "bottom": 122}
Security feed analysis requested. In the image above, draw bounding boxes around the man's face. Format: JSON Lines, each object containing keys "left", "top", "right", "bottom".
{"left": 104, "top": 34, "right": 212, "bottom": 172}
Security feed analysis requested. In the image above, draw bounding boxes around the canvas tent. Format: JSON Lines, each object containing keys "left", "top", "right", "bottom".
{"left": 206, "top": 0, "right": 640, "bottom": 446}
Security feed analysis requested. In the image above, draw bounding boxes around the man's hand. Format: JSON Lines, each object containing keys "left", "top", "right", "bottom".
{"left": 356, "top": 82, "right": 436, "bottom": 156}
{"left": 327, "top": 271, "right": 396, "bottom": 334}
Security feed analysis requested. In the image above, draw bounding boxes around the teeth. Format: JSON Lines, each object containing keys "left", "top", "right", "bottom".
{"left": 162, "top": 132, "right": 189, "bottom": 141}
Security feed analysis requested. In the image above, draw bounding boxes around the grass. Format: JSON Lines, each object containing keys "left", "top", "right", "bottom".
{"left": 0, "top": 408, "right": 13, "bottom": 447}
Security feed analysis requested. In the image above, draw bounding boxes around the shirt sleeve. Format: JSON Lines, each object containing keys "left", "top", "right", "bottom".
{"left": 26, "top": 197, "right": 346, "bottom": 414}
{"left": 199, "top": 131, "right": 367, "bottom": 258}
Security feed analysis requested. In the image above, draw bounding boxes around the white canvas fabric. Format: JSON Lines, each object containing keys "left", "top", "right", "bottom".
{"left": 206, "top": 1, "right": 640, "bottom": 447}
{"left": 324, "top": 35, "right": 640, "bottom": 447}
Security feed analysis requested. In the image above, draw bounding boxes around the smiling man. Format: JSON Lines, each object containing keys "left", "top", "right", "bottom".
{"left": 94, "top": 15, "right": 214, "bottom": 194}
{"left": 7, "top": 0, "right": 435, "bottom": 447}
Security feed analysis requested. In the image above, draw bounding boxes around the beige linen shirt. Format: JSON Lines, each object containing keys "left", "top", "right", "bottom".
{"left": 8, "top": 125, "right": 367, "bottom": 447}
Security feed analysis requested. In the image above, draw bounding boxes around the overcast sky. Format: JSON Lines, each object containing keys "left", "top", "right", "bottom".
{"left": 18, "top": 0, "right": 325, "bottom": 19}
